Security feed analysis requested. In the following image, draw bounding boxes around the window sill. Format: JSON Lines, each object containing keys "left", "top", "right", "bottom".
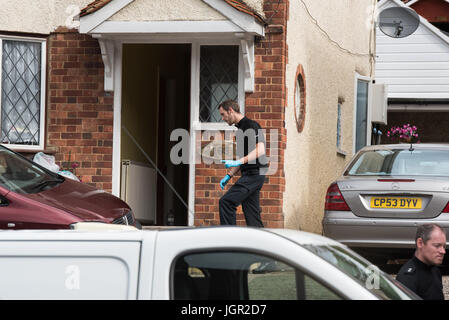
{"left": 336, "top": 149, "right": 347, "bottom": 158}
{"left": 192, "top": 122, "right": 238, "bottom": 131}
{"left": 10, "top": 148, "right": 56, "bottom": 155}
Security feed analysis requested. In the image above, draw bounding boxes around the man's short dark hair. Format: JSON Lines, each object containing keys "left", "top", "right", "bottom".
{"left": 218, "top": 100, "right": 240, "bottom": 113}
{"left": 415, "top": 224, "right": 445, "bottom": 244}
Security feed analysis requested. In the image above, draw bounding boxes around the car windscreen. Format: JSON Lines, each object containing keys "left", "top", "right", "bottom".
{"left": 303, "top": 244, "right": 418, "bottom": 300}
{"left": 345, "top": 149, "right": 449, "bottom": 176}
{"left": 0, "top": 146, "right": 63, "bottom": 194}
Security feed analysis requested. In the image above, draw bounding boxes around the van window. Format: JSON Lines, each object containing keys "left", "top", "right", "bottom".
{"left": 172, "top": 251, "right": 342, "bottom": 300}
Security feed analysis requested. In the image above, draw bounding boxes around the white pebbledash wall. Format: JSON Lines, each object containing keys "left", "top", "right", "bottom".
{"left": 0, "top": 0, "right": 265, "bottom": 34}
{"left": 283, "top": 0, "right": 375, "bottom": 232}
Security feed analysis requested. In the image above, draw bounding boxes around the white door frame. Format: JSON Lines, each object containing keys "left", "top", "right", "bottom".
{"left": 110, "top": 37, "right": 247, "bottom": 226}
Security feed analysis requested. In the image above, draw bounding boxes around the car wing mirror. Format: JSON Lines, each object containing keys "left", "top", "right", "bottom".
{"left": 0, "top": 195, "right": 9, "bottom": 207}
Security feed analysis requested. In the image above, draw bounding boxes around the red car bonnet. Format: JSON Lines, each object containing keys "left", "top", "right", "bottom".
{"left": 20, "top": 178, "right": 129, "bottom": 222}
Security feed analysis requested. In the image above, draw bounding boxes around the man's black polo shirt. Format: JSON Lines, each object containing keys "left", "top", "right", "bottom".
{"left": 396, "top": 256, "right": 444, "bottom": 300}
{"left": 235, "top": 117, "right": 268, "bottom": 175}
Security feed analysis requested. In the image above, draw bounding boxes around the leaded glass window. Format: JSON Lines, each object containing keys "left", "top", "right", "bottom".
{"left": 1, "top": 39, "right": 42, "bottom": 146}
{"left": 199, "top": 46, "right": 238, "bottom": 123}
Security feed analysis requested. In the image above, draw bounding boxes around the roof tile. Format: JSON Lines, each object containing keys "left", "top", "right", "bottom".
{"left": 224, "top": 0, "right": 266, "bottom": 24}
{"left": 79, "top": 0, "right": 113, "bottom": 17}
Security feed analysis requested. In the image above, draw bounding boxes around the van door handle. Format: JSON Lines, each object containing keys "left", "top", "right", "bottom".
{"left": 7, "top": 223, "right": 15, "bottom": 228}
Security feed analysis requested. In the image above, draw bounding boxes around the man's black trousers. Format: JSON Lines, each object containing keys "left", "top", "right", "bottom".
{"left": 219, "top": 174, "right": 265, "bottom": 227}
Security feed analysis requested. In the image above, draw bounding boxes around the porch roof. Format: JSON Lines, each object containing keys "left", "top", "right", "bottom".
{"left": 80, "top": 0, "right": 266, "bottom": 24}
{"left": 79, "top": 0, "right": 264, "bottom": 93}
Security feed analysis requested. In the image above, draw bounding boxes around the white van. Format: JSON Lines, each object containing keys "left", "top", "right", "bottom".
{"left": 0, "top": 226, "right": 416, "bottom": 300}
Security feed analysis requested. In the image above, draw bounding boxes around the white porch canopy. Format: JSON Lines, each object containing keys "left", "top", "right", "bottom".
{"left": 79, "top": 0, "right": 265, "bottom": 92}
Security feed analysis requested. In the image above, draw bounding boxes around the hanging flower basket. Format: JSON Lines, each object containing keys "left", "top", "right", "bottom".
{"left": 386, "top": 124, "right": 419, "bottom": 144}
{"left": 399, "top": 136, "right": 412, "bottom": 143}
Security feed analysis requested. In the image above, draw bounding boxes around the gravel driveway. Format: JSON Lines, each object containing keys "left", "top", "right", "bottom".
{"left": 443, "top": 276, "right": 449, "bottom": 300}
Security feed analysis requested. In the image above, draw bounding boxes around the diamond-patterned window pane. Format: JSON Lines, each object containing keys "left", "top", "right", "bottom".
{"left": 1, "top": 40, "right": 41, "bottom": 145}
{"left": 200, "top": 46, "right": 239, "bottom": 123}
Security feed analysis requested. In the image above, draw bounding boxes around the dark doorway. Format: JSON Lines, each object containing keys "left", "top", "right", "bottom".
{"left": 121, "top": 44, "right": 191, "bottom": 226}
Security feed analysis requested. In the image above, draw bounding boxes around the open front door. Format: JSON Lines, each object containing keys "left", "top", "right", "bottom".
{"left": 121, "top": 44, "right": 191, "bottom": 226}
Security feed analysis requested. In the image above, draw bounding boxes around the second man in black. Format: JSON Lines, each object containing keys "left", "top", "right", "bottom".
{"left": 396, "top": 224, "right": 446, "bottom": 300}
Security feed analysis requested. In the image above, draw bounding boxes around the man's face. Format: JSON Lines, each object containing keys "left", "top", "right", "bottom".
{"left": 218, "top": 107, "right": 233, "bottom": 125}
{"left": 417, "top": 229, "right": 446, "bottom": 266}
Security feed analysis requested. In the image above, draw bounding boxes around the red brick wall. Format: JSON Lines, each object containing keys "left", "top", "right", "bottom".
{"left": 46, "top": 0, "right": 289, "bottom": 227}
{"left": 47, "top": 28, "right": 113, "bottom": 191}
{"left": 194, "top": 0, "right": 289, "bottom": 228}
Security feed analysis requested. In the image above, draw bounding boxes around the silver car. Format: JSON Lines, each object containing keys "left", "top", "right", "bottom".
{"left": 322, "top": 143, "right": 449, "bottom": 264}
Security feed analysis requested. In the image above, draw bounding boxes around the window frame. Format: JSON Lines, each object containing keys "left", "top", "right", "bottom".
{"left": 336, "top": 97, "right": 347, "bottom": 157}
{"left": 0, "top": 34, "right": 47, "bottom": 151}
{"left": 169, "top": 248, "right": 346, "bottom": 300}
{"left": 353, "top": 73, "right": 372, "bottom": 154}
{"left": 337, "top": 101, "right": 342, "bottom": 149}
{"left": 192, "top": 40, "right": 245, "bottom": 131}
{"left": 293, "top": 64, "right": 306, "bottom": 133}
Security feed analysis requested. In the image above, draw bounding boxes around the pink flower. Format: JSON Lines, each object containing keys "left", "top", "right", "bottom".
{"left": 388, "top": 123, "right": 419, "bottom": 143}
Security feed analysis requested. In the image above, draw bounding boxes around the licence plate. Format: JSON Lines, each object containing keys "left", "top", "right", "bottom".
{"left": 370, "top": 197, "right": 422, "bottom": 209}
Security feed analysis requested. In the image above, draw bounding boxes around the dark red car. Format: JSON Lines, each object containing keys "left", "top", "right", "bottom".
{"left": 0, "top": 145, "right": 139, "bottom": 229}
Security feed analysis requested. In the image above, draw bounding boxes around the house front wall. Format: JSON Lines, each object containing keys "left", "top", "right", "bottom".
{"left": 47, "top": 28, "right": 114, "bottom": 190}
{"left": 193, "top": 1, "right": 287, "bottom": 228}
{"left": 79, "top": 0, "right": 285, "bottom": 227}
{"left": 1, "top": 0, "right": 373, "bottom": 230}
{"left": 0, "top": 0, "right": 92, "bottom": 34}
{"left": 283, "top": 0, "right": 375, "bottom": 233}
{"left": 0, "top": 0, "right": 113, "bottom": 190}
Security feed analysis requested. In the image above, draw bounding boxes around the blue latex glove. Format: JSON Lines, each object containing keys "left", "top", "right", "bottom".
{"left": 220, "top": 174, "right": 231, "bottom": 190}
{"left": 221, "top": 160, "right": 242, "bottom": 168}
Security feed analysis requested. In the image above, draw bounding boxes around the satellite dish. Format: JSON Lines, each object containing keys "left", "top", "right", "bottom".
{"left": 378, "top": 7, "right": 420, "bottom": 38}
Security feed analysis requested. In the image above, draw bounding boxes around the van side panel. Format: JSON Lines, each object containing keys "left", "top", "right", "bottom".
{"left": 0, "top": 241, "right": 140, "bottom": 299}
{"left": 137, "top": 231, "right": 158, "bottom": 300}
